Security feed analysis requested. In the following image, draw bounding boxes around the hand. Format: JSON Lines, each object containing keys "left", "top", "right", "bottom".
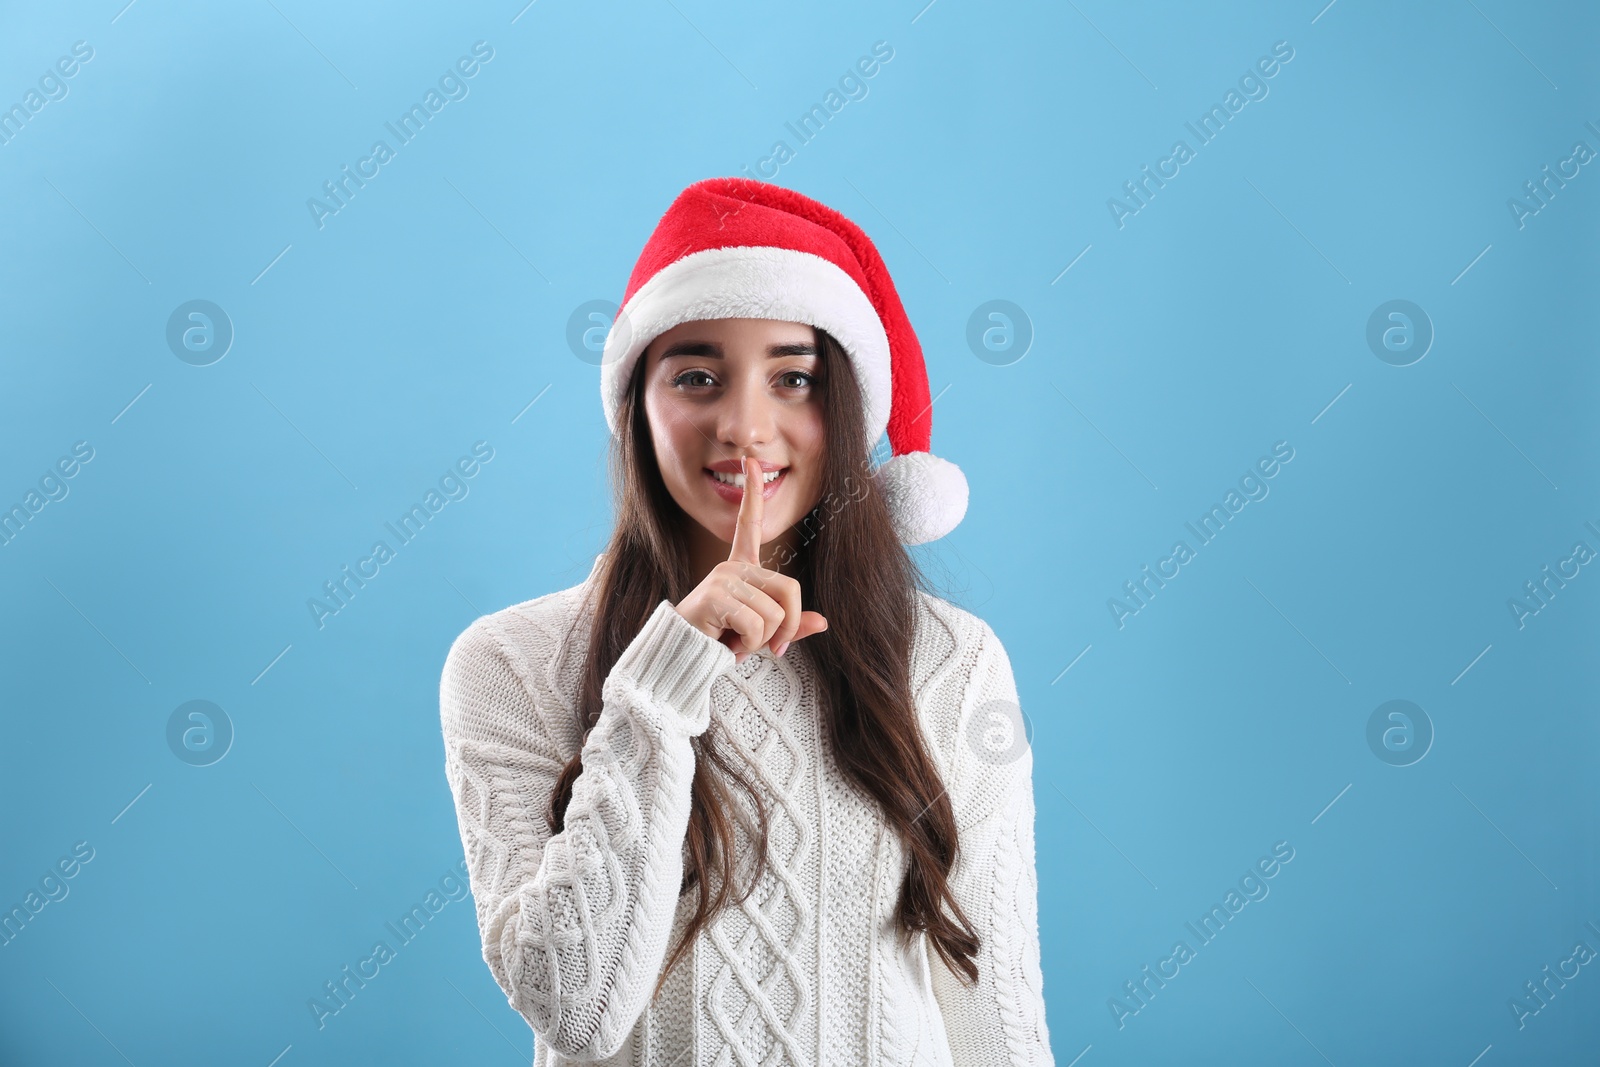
{"left": 673, "top": 455, "right": 829, "bottom": 663}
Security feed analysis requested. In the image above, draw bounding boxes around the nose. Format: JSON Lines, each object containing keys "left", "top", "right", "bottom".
{"left": 715, "top": 372, "right": 776, "bottom": 450}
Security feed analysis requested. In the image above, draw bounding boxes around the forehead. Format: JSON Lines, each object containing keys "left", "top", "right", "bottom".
{"left": 647, "top": 317, "right": 817, "bottom": 360}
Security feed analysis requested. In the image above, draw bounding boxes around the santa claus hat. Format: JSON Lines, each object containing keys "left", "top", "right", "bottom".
{"left": 599, "top": 176, "right": 967, "bottom": 545}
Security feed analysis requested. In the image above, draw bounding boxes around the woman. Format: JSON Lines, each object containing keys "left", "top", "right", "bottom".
{"left": 439, "top": 178, "right": 1053, "bottom": 1065}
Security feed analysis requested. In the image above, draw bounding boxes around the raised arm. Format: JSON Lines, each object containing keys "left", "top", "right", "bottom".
{"left": 929, "top": 619, "right": 1055, "bottom": 1067}
{"left": 439, "top": 597, "right": 734, "bottom": 1059}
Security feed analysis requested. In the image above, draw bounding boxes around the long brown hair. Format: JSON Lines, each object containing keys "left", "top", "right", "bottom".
{"left": 546, "top": 324, "right": 981, "bottom": 995}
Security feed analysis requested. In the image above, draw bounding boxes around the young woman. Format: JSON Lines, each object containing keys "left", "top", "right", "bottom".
{"left": 439, "top": 178, "right": 1053, "bottom": 1066}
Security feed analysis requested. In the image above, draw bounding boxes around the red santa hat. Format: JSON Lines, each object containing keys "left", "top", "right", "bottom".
{"left": 600, "top": 176, "right": 967, "bottom": 545}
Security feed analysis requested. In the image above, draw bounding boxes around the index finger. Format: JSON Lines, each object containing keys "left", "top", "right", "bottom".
{"left": 728, "top": 455, "right": 764, "bottom": 565}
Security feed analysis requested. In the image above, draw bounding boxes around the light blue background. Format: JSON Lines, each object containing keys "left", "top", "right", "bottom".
{"left": 2, "top": 0, "right": 1596, "bottom": 1064}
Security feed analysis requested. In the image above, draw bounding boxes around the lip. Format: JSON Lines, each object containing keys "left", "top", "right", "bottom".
{"left": 704, "top": 466, "right": 787, "bottom": 504}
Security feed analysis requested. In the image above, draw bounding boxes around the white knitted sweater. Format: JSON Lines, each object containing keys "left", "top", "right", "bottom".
{"left": 438, "top": 556, "right": 1053, "bottom": 1066}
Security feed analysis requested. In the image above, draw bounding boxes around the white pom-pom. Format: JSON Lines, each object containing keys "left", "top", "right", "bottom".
{"left": 872, "top": 451, "right": 969, "bottom": 545}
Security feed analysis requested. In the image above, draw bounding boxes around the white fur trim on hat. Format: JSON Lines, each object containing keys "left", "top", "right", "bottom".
{"left": 600, "top": 245, "right": 892, "bottom": 448}
{"left": 872, "top": 451, "right": 969, "bottom": 545}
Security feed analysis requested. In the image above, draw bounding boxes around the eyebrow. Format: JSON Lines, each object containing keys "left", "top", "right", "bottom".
{"left": 656, "top": 340, "right": 818, "bottom": 360}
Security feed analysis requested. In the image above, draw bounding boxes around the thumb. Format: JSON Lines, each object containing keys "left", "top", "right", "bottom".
{"left": 790, "top": 611, "right": 829, "bottom": 643}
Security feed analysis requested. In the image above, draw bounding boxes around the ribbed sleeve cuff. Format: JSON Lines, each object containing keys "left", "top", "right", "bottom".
{"left": 610, "top": 599, "right": 734, "bottom": 736}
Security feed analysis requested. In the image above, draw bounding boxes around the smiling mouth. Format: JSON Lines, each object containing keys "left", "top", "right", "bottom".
{"left": 704, "top": 466, "right": 788, "bottom": 502}
{"left": 708, "top": 467, "right": 784, "bottom": 488}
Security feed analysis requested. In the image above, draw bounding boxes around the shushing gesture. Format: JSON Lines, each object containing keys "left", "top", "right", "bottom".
{"left": 673, "top": 456, "right": 829, "bottom": 662}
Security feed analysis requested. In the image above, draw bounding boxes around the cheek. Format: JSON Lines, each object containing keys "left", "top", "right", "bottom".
{"left": 785, "top": 403, "right": 824, "bottom": 451}
{"left": 797, "top": 418, "right": 827, "bottom": 471}
{"left": 645, "top": 404, "right": 700, "bottom": 484}
{"left": 788, "top": 416, "right": 827, "bottom": 501}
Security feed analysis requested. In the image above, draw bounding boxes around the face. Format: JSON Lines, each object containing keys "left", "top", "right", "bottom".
{"left": 640, "top": 317, "right": 826, "bottom": 567}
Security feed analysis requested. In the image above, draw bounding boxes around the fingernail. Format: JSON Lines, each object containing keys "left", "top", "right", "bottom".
{"left": 775, "top": 641, "right": 789, "bottom": 658}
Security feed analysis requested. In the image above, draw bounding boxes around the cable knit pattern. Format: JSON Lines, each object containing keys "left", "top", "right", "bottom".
{"left": 439, "top": 557, "right": 1054, "bottom": 1066}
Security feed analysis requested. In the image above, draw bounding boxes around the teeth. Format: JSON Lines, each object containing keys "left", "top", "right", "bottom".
{"left": 711, "top": 468, "right": 782, "bottom": 487}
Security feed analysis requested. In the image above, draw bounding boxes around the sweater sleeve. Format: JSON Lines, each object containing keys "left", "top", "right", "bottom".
{"left": 929, "top": 619, "right": 1055, "bottom": 1067}
{"left": 439, "top": 597, "right": 735, "bottom": 1060}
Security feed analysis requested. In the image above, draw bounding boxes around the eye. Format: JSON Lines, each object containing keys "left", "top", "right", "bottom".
{"left": 780, "top": 371, "right": 816, "bottom": 389}
{"left": 669, "top": 370, "right": 715, "bottom": 389}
